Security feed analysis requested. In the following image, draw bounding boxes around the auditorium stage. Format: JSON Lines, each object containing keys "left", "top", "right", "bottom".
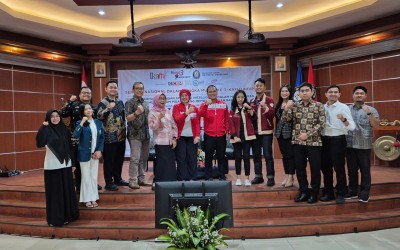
{"left": 0, "top": 160, "right": 399, "bottom": 240}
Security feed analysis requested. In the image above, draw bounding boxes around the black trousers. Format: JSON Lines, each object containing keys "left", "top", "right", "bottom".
{"left": 103, "top": 141, "right": 126, "bottom": 184}
{"left": 277, "top": 137, "right": 295, "bottom": 175}
{"left": 346, "top": 148, "right": 372, "bottom": 199}
{"left": 293, "top": 145, "right": 321, "bottom": 195}
{"left": 176, "top": 136, "right": 198, "bottom": 181}
{"left": 155, "top": 144, "right": 177, "bottom": 182}
{"left": 233, "top": 141, "right": 251, "bottom": 176}
{"left": 254, "top": 134, "right": 274, "bottom": 178}
{"left": 321, "top": 135, "right": 347, "bottom": 196}
{"left": 72, "top": 145, "right": 81, "bottom": 188}
{"left": 204, "top": 134, "right": 226, "bottom": 179}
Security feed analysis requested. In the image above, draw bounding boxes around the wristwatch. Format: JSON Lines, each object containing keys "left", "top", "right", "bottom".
{"left": 342, "top": 118, "right": 347, "bottom": 123}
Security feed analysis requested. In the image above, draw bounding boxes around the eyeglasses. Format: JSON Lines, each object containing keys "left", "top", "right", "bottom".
{"left": 81, "top": 92, "right": 92, "bottom": 95}
{"left": 134, "top": 87, "right": 144, "bottom": 90}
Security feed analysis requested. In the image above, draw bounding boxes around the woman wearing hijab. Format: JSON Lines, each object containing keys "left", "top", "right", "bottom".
{"left": 36, "top": 109, "right": 79, "bottom": 226}
{"left": 172, "top": 89, "right": 200, "bottom": 181}
{"left": 73, "top": 104, "right": 104, "bottom": 208}
{"left": 148, "top": 92, "right": 178, "bottom": 182}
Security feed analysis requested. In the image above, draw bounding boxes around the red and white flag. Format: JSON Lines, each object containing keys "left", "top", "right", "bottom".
{"left": 81, "top": 65, "right": 87, "bottom": 87}
{"left": 308, "top": 59, "right": 317, "bottom": 100}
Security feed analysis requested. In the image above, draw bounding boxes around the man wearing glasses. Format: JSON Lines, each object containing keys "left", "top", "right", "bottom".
{"left": 125, "top": 82, "right": 151, "bottom": 189}
{"left": 61, "top": 86, "right": 101, "bottom": 192}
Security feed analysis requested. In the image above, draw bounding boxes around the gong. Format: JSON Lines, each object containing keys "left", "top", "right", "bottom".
{"left": 373, "top": 136, "right": 400, "bottom": 161}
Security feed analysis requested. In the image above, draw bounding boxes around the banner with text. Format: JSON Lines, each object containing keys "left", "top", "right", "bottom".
{"left": 118, "top": 66, "right": 261, "bottom": 156}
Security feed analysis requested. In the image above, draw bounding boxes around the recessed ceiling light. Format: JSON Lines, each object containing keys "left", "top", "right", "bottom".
{"left": 186, "top": 40, "right": 192, "bottom": 44}
{"left": 98, "top": 10, "right": 105, "bottom": 16}
{"left": 276, "top": 3, "right": 284, "bottom": 8}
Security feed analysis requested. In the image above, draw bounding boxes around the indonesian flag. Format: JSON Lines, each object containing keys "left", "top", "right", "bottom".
{"left": 308, "top": 59, "right": 317, "bottom": 100}
{"left": 81, "top": 65, "right": 87, "bottom": 87}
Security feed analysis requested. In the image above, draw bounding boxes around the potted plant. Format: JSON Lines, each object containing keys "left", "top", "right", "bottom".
{"left": 157, "top": 205, "right": 229, "bottom": 250}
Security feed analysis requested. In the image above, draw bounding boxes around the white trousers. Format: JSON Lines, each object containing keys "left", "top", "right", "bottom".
{"left": 79, "top": 158, "right": 99, "bottom": 203}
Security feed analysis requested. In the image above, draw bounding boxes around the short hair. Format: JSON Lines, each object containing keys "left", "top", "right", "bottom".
{"left": 353, "top": 85, "right": 367, "bottom": 94}
{"left": 325, "top": 85, "right": 341, "bottom": 93}
{"left": 299, "top": 82, "right": 314, "bottom": 90}
{"left": 206, "top": 85, "right": 218, "bottom": 92}
{"left": 80, "top": 86, "right": 91, "bottom": 93}
{"left": 106, "top": 80, "right": 118, "bottom": 87}
{"left": 254, "top": 78, "right": 265, "bottom": 85}
{"left": 132, "top": 82, "right": 144, "bottom": 89}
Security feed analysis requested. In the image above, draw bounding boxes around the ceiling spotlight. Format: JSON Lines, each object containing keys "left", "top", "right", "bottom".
{"left": 186, "top": 40, "right": 192, "bottom": 44}
{"left": 276, "top": 3, "right": 284, "bottom": 8}
{"left": 98, "top": 10, "right": 105, "bottom": 16}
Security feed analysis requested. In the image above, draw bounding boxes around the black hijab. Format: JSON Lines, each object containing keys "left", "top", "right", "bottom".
{"left": 36, "top": 109, "right": 71, "bottom": 165}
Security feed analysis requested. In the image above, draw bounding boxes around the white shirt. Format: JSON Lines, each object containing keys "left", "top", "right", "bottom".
{"left": 89, "top": 119, "right": 97, "bottom": 153}
{"left": 323, "top": 101, "right": 355, "bottom": 136}
{"left": 44, "top": 146, "right": 71, "bottom": 170}
{"left": 181, "top": 104, "right": 193, "bottom": 137}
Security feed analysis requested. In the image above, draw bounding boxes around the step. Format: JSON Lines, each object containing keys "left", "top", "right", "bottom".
{"left": 1, "top": 208, "right": 400, "bottom": 240}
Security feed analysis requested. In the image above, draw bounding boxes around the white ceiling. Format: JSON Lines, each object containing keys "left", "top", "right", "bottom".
{"left": 0, "top": 0, "right": 399, "bottom": 45}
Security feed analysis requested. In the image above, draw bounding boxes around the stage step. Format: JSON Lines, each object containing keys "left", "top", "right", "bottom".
{"left": 1, "top": 182, "right": 400, "bottom": 239}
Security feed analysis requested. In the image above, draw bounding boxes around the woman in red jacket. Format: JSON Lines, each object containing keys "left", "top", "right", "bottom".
{"left": 229, "top": 90, "right": 259, "bottom": 186}
{"left": 172, "top": 89, "right": 200, "bottom": 181}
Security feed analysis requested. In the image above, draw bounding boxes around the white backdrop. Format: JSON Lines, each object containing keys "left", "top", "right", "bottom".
{"left": 118, "top": 66, "right": 261, "bottom": 156}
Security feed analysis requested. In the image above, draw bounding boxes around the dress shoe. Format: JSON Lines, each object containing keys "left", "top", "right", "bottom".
{"left": 219, "top": 176, "right": 227, "bottom": 181}
{"left": 115, "top": 179, "right": 129, "bottom": 186}
{"left": 319, "top": 194, "right": 335, "bottom": 202}
{"left": 128, "top": 182, "right": 140, "bottom": 189}
{"left": 206, "top": 178, "right": 213, "bottom": 181}
{"left": 266, "top": 178, "right": 275, "bottom": 187}
{"left": 105, "top": 183, "right": 119, "bottom": 191}
{"left": 97, "top": 185, "right": 102, "bottom": 191}
{"left": 344, "top": 192, "right": 358, "bottom": 200}
{"left": 307, "top": 195, "right": 318, "bottom": 204}
{"left": 336, "top": 195, "right": 345, "bottom": 204}
{"left": 138, "top": 181, "right": 152, "bottom": 186}
{"left": 294, "top": 193, "right": 309, "bottom": 202}
{"left": 251, "top": 177, "right": 264, "bottom": 185}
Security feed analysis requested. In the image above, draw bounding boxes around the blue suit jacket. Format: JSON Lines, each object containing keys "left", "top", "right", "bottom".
{"left": 73, "top": 119, "right": 105, "bottom": 162}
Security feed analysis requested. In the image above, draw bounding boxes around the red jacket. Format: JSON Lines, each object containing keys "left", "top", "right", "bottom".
{"left": 229, "top": 107, "right": 256, "bottom": 142}
{"left": 199, "top": 99, "right": 229, "bottom": 137}
{"left": 249, "top": 94, "right": 275, "bottom": 135}
{"left": 172, "top": 102, "right": 200, "bottom": 139}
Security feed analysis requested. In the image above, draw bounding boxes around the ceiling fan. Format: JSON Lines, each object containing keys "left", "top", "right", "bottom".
{"left": 119, "top": 0, "right": 143, "bottom": 47}
{"left": 246, "top": 0, "right": 265, "bottom": 43}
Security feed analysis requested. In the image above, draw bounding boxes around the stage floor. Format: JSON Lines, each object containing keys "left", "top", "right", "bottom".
{"left": 1, "top": 159, "right": 398, "bottom": 193}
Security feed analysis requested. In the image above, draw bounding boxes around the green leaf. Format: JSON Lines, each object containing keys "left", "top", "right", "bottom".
{"left": 191, "top": 236, "right": 200, "bottom": 247}
{"left": 176, "top": 206, "right": 186, "bottom": 228}
{"left": 160, "top": 219, "right": 178, "bottom": 231}
{"left": 206, "top": 244, "right": 216, "bottom": 250}
{"left": 183, "top": 206, "right": 190, "bottom": 223}
{"left": 194, "top": 231, "right": 202, "bottom": 238}
{"left": 210, "top": 213, "right": 229, "bottom": 231}
{"left": 156, "top": 234, "right": 172, "bottom": 241}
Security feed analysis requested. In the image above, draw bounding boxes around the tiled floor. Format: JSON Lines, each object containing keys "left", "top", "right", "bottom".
{"left": 1, "top": 227, "right": 400, "bottom": 250}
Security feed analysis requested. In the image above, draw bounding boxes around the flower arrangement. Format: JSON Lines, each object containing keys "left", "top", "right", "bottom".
{"left": 157, "top": 205, "right": 229, "bottom": 250}
{"left": 197, "top": 149, "right": 205, "bottom": 167}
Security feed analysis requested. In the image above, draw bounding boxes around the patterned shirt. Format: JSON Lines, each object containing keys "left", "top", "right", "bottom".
{"left": 346, "top": 104, "right": 379, "bottom": 149}
{"left": 275, "top": 106, "right": 292, "bottom": 139}
{"left": 125, "top": 96, "right": 150, "bottom": 140}
{"left": 148, "top": 109, "right": 178, "bottom": 145}
{"left": 97, "top": 96, "right": 126, "bottom": 144}
{"left": 281, "top": 100, "right": 325, "bottom": 146}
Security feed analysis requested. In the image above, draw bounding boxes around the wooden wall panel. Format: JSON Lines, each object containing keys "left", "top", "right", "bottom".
{"left": 16, "top": 151, "right": 46, "bottom": 171}
{"left": 373, "top": 102, "right": 399, "bottom": 121}
{"left": 373, "top": 79, "right": 400, "bottom": 102}
{"left": 14, "top": 93, "right": 54, "bottom": 111}
{"left": 331, "top": 61, "right": 372, "bottom": 84}
{"left": 0, "top": 154, "right": 15, "bottom": 170}
{"left": 54, "top": 75, "right": 81, "bottom": 95}
{"left": 13, "top": 71, "right": 53, "bottom": 92}
{"left": 14, "top": 112, "right": 45, "bottom": 132}
{"left": 0, "top": 112, "right": 14, "bottom": 132}
{"left": 0, "top": 133, "right": 14, "bottom": 153}
{"left": 315, "top": 67, "right": 330, "bottom": 86}
{"left": 15, "top": 132, "right": 37, "bottom": 152}
{"left": 0, "top": 90, "right": 14, "bottom": 111}
{"left": 0, "top": 68, "right": 12, "bottom": 90}
{"left": 373, "top": 55, "right": 400, "bottom": 80}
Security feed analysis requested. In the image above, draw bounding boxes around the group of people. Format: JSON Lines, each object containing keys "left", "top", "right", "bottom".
{"left": 35, "top": 78, "right": 379, "bottom": 227}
